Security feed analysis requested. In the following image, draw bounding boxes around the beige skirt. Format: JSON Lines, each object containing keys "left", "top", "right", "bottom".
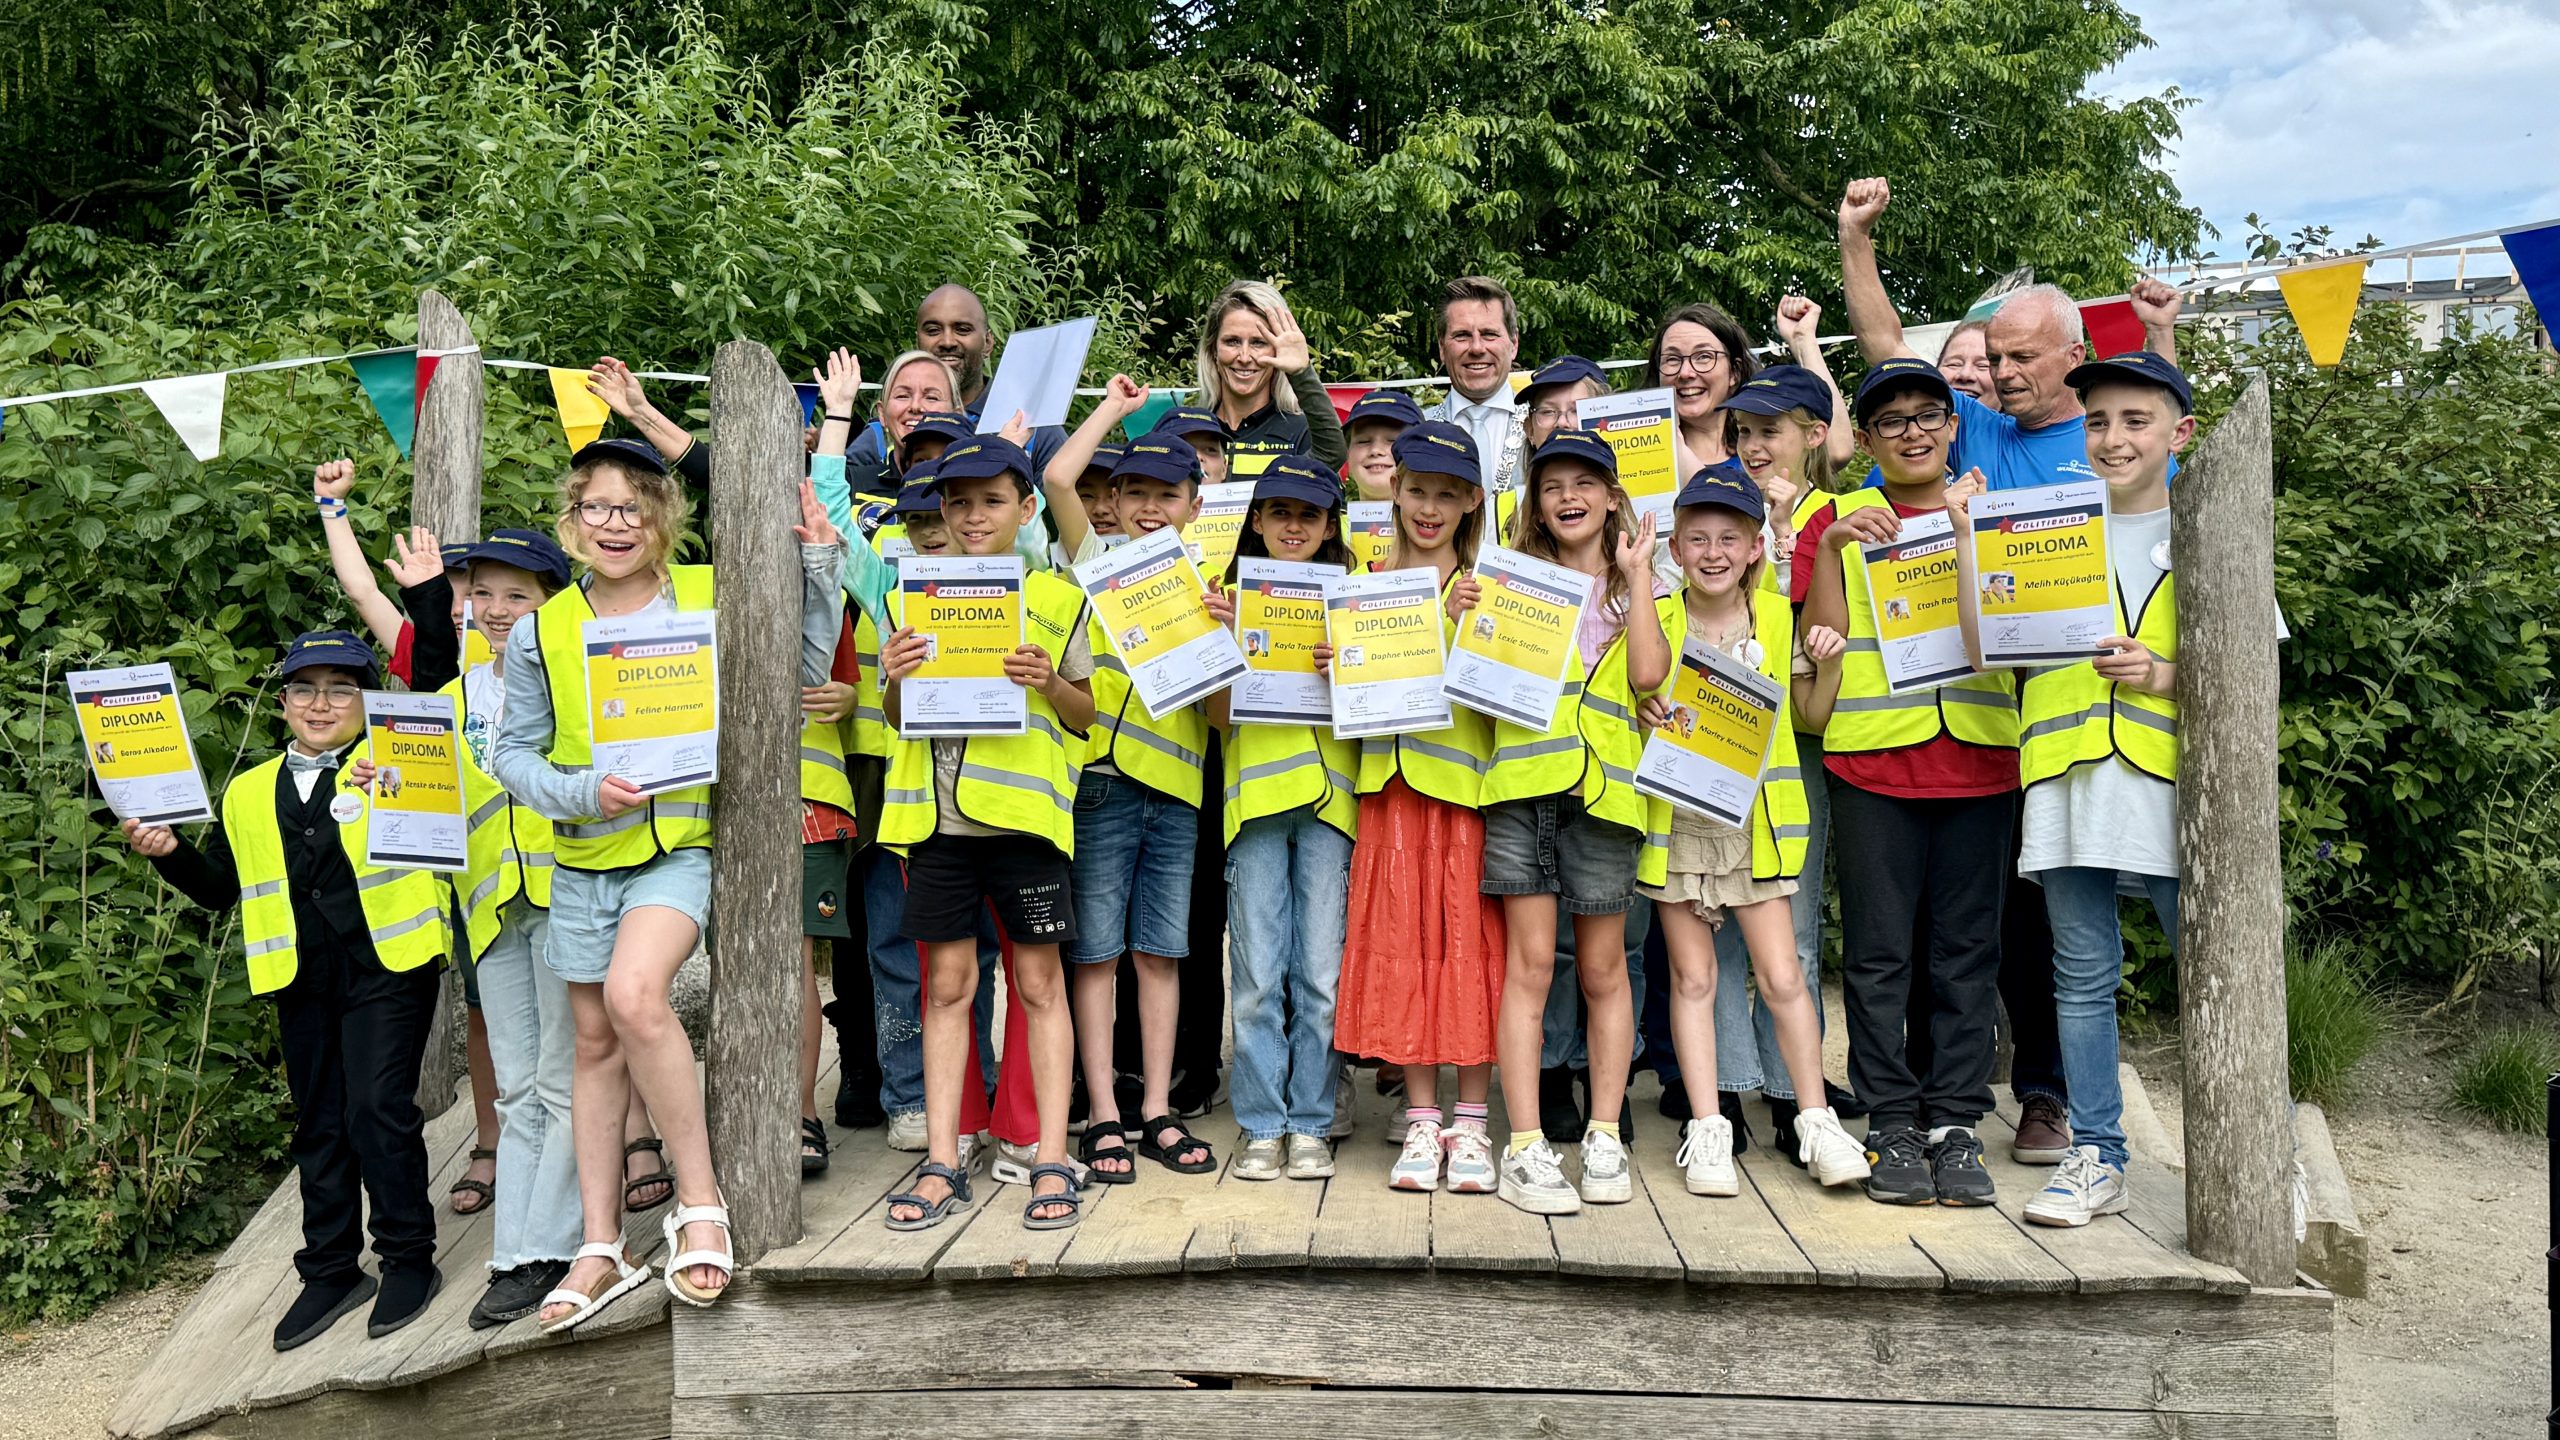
{"left": 1637, "top": 812, "right": 1797, "bottom": 925}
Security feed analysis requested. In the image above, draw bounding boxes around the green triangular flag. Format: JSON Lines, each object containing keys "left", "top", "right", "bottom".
{"left": 1120, "top": 389, "right": 1188, "bottom": 441}
{"left": 349, "top": 349, "right": 420, "bottom": 458}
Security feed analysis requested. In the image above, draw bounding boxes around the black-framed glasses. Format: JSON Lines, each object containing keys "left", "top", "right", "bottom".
{"left": 1866, "top": 407, "right": 1953, "bottom": 440}
{"left": 1659, "top": 349, "right": 1728, "bottom": 376}
{"left": 282, "top": 682, "right": 363, "bottom": 709}
{"left": 575, "top": 501, "right": 644, "bottom": 528}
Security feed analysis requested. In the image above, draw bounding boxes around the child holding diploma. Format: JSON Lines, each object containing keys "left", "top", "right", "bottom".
{"left": 1334, "top": 421, "right": 1507, "bottom": 1195}
{"left": 1948, "top": 351, "right": 2194, "bottom": 1228}
{"left": 876, "top": 436, "right": 1095, "bottom": 1231}
{"left": 1197, "top": 456, "right": 1359, "bottom": 1179}
{"left": 1792, "top": 359, "right": 2018, "bottom": 1208}
{"left": 1638, "top": 463, "right": 1871, "bottom": 1196}
{"left": 119, "top": 631, "right": 452, "bottom": 1350}
{"left": 1462, "top": 429, "right": 1672, "bottom": 1215}
{"left": 492, "top": 439, "right": 844, "bottom": 1319}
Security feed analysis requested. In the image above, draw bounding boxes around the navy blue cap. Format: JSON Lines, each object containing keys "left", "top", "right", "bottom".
{"left": 568, "top": 436, "right": 669, "bottom": 476}
{"left": 1527, "top": 427, "right": 1619, "bottom": 483}
{"left": 438, "top": 541, "right": 474, "bottom": 571}
{"left": 1342, "top": 390, "right": 1423, "bottom": 432}
{"left": 1852, "top": 357, "right": 1955, "bottom": 424}
{"left": 1084, "top": 441, "right": 1128, "bottom": 475}
{"left": 930, "top": 435, "right": 1038, "bottom": 493}
{"left": 279, "top": 629, "right": 379, "bottom": 682}
{"left": 1149, "top": 407, "right": 1227, "bottom": 443}
{"left": 459, "top": 529, "right": 572, "bottom": 587}
{"left": 1516, "top": 354, "right": 1607, "bottom": 408}
{"left": 1391, "top": 421, "right": 1482, "bottom": 488}
{"left": 891, "top": 461, "right": 944, "bottom": 518}
{"left": 1672, "top": 459, "right": 1765, "bottom": 523}
{"left": 1251, "top": 454, "right": 1344, "bottom": 513}
{"left": 899, "top": 410, "right": 975, "bottom": 462}
{"left": 2066, "top": 350, "right": 2194, "bottom": 414}
{"left": 1111, "top": 437, "right": 1204, "bottom": 489}
{"left": 1720, "top": 364, "right": 1833, "bottom": 419}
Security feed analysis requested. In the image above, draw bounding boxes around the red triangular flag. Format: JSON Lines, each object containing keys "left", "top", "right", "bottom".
{"left": 414, "top": 354, "right": 445, "bottom": 418}
{"left": 2079, "top": 299, "right": 2145, "bottom": 360}
{"left": 1324, "top": 384, "right": 1373, "bottom": 425}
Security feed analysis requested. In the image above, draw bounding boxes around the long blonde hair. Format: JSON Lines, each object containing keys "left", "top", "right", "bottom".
{"left": 1196, "top": 280, "right": 1303, "bottom": 417}
{"left": 556, "top": 456, "right": 692, "bottom": 575}
{"left": 1514, "top": 456, "right": 1640, "bottom": 617}
{"left": 1382, "top": 463, "right": 1485, "bottom": 575}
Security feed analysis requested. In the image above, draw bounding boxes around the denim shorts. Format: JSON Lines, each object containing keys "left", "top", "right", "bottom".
{"left": 546, "top": 848, "right": 714, "bottom": 984}
{"left": 1481, "top": 795, "right": 1642, "bottom": 915}
{"left": 1065, "top": 769, "right": 1197, "bottom": 964}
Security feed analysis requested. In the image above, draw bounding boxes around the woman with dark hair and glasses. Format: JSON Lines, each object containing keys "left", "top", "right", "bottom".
{"left": 1644, "top": 303, "right": 1760, "bottom": 466}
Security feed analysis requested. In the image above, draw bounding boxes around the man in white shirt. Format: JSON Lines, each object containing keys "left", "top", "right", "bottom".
{"left": 1425, "top": 275, "right": 1525, "bottom": 498}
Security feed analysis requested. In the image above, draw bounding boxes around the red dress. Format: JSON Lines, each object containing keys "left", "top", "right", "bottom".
{"left": 1334, "top": 778, "right": 1505, "bottom": 1067}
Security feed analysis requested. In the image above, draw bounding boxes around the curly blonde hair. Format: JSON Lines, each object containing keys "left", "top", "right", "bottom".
{"left": 555, "top": 455, "right": 692, "bottom": 575}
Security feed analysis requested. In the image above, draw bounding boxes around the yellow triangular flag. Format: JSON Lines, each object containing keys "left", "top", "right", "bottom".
{"left": 547, "top": 367, "right": 611, "bottom": 453}
{"left": 2275, "top": 261, "right": 2368, "bottom": 367}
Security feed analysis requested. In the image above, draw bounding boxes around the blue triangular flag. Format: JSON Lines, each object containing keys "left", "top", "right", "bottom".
{"left": 2501, "top": 221, "right": 2560, "bottom": 333}
{"left": 794, "top": 384, "right": 821, "bottom": 427}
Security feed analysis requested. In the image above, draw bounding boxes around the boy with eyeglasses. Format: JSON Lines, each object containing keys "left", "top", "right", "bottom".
{"left": 118, "top": 631, "right": 455, "bottom": 1349}
{"left": 1791, "top": 359, "right": 2020, "bottom": 1209}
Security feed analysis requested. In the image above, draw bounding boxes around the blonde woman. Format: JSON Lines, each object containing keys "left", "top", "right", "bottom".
{"left": 1196, "top": 280, "right": 1347, "bottom": 473}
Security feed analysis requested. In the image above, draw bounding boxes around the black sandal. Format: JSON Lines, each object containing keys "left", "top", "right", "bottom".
{"left": 1078, "top": 1121, "right": 1136, "bottom": 1185}
{"left": 623, "top": 1137, "right": 673, "bottom": 1213}
{"left": 884, "top": 1161, "right": 973, "bottom": 1232}
{"left": 449, "top": 1147, "right": 495, "bottom": 1215}
{"left": 1137, "top": 1114, "right": 1216, "bottom": 1174}
{"left": 801, "top": 1117, "right": 831, "bottom": 1177}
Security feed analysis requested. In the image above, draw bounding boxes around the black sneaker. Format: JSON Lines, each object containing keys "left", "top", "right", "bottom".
{"left": 1656, "top": 1080, "right": 1692, "bottom": 1123}
{"left": 1863, "top": 1125, "right": 1935, "bottom": 1205}
{"left": 834, "top": 1064, "right": 885, "bottom": 1130}
{"left": 1716, "top": 1090, "right": 1753, "bottom": 1156}
{"left": 1927, "top": 1126, "right": 1997, "bottom": 1207}
{"left": 1825, "top": 1079, "right": 1867, "bottom": 1119}
{"left": 1538, "top": 1066, "right": 1585, "bottom": 1144}
{"left": 368, "top": 1263, "right": 443, "bottom": 1339}
{"left": 470, "top": 1260, "right": 568, "bottom": 1330}
{"left": 274, "top": 1272, "right": 376, "bottom": 1352}
{"left": 1768, "top": 1097, "right": 1802, "bottom": 1167}
{"left": 1168, "top": 1068, "right": 1221, "bottom": 1119}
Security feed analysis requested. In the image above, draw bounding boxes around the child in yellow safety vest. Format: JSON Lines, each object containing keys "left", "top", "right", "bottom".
{"left": 1199, "top": 455, "right": 1360, "bottom": 1180}
{"left": 1950, "top": 350, "right": 2195, "bottom": 1230}
{"left": 119, "top": 629, "right": 453, "bottom": 1351}
{"left": 1460, "top": 428, "right": 1672, "bottom": 1218}
{"left": 1792, "top": 358, "right": 2018, "bottom": 1210}
{"left": 1332, "top": 422, "right": 1507, "bottom": 1197}
{"left": 491, "top": 438, "right": 844, "bottom": 1321}
{"left": 1637, "top": 461, "right": 1871, "bottom": 1199}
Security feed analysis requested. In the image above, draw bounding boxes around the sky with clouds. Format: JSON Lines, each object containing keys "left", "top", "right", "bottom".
{"left": 2098, "top": 0, "right": 2560, "bottom": 263}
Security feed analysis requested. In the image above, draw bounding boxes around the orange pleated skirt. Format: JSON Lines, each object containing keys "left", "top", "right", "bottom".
{"left": 1333, "top": 779, "right": 1506, "bottom": 1067}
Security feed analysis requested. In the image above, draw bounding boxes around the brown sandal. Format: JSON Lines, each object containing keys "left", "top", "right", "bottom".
{"left": 622, "top": 1137, "right": 673, "bottom": 1213}
{"left": 448, "top": 1147, "right": 496, "bottom": 1215}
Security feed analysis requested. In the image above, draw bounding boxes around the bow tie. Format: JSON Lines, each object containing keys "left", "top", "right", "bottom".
{"left": 284, "top": 747, "right": 345, "bottom": 775}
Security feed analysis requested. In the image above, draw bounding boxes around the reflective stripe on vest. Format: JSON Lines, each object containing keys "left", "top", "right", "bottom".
{"left": 2018, "top": 566, "right": 2177, "bottom": 786}
{"left": 1481, "top": 591, "right": 1683, "bottom": 834}
{"left": 1223, "top": 721, "right": 1359, "bottom": 844}
{"left": 1086, "top": 625, "right": 1209, "bottom": 807}
{"left": 440, "top": 678, "right": 557, "bottom": 961}
{"left": 532, "top": 564, "right": 717, "bottom": 871}
{"left": 1640, "top": 592, "right": 1811, "bottom": 886}
{"left": 1351, "top": 569, "right": 1492, "bottom": 807}
{"left": 223, "top": 746, "right": 450, "bottom": 995}
{"left": 848, "top": 606, "right": 892, "bottom": 760}
{"left": 1821, "top": 489, "right": 2017, "bottom": 754}
{"left": 876, "top": 572, "right": 1090, "bottom": 856}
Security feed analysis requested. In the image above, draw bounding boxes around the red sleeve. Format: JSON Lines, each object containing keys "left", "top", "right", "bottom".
{"left": 828, "top": 613, "right": 860, "bottom": 686}
{"left": 388, "top": 621, "right": 416, "bottom": 686}
{"left": 1789, "top": 500, "right": 1840, "bottom": 605}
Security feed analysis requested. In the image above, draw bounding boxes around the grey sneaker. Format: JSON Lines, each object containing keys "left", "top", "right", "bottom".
{"left": 1578, "top": 1128, "right": 1633, "bottom": 1204}
{"left": 1285, "top": 1134, "right": 1335, "bottom": 1179}
{"left": 1233, "top": 1137, "right": 1285, "bottom": 1181}
{"left": 884, "top": 1110, "right": 928, "bottom": 1152}
{"left": 1498, "top": 1137, "right": 1583, "bottom": 1216}
{"left": 1328, "top": 1074, "right": 1356, "bottom": 1140}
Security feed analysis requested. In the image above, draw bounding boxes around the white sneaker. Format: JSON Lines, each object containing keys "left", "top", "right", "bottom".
{"left": 1578, "top": 1128, "right": 1633, "bottom": 1204}
{"left": 884, "top": 1110, "right": 927, "bottom": 1152}
{"left": 1499, "top": 1137, "right": 1583, "bottom": 1215}
{"left": 1233, "top": 1137, "right": 1285, "bottom": 1181}
{"left": 1328, "top": 1075, "right": 1356, "bottom": 1140}
{"left": 956, "top": 1129, "right": 986, "bottom": 1173}
{"left": 1389, "top": 1119, "right": 1444, "bottom": 1191}
{"left": 1674, "top": 1116, "right": 1740, "bottom": 1197}
{"left": 1441, "top": 1124, "right": 1496, "bottom": 1194}
{"left": 1286, "top": 1135, "right": 1336, "bottom": 1179}
{"left": 1794, "top": 1107, "right": 1873, "bottom": 1188}
{"left": 2024, "top": 1145, "right": 2128, "bottom": 1228}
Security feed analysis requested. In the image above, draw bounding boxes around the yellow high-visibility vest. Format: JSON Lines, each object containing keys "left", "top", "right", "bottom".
{"left": 440, "top": 676, "right": 556, "bottom": 961}
{"left": 1820, "top": 489, "right": 2018, "bottom": 754}
{"left": 2019, "top": 564, "right": 2177, "bottom": 786}
{"left": 1480, "top": 590, "right": 1686, "bottom": 834}
{"left": 530, "top": 564, "right": 717, "bottom": 871}
{"left": 224, "top": 745, "right": 450, "bottom": 995}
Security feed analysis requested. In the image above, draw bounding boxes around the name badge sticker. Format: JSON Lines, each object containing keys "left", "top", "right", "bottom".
{"left": 329, "top": 791, "right": 366, "bottom": 825}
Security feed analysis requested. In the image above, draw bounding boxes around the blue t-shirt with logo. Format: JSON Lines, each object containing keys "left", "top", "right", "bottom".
{"left": 1860, "top": 392, "right": 2174, "bottom": 492}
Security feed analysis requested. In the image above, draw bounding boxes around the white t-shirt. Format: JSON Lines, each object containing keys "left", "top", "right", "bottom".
{"left": 2017, "top": 505, "right": 2175, "bottom": 882}
{"left": 461, "top": 660, "right": 505, "bottom": 770}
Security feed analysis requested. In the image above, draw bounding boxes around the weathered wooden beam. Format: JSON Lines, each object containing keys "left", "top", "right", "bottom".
{"left": 703, "top": 339, "right": 804, "bottom": 1263}
{"left": 2173, "top": 376, "right": 2294, "bottom": 1286}
{"left": 410, "top": 288, "right": 485, "bottom": 1119}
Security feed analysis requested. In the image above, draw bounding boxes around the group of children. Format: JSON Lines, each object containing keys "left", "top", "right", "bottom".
{"left": 115, "top": 204, "right": 2202, "bottom": 1347}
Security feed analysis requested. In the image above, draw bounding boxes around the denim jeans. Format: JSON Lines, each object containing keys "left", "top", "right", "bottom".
{"left": 1539, "top": 905, "right": 1651, "bottom": 1070}
{"left": 1226, "top": 809, "right": 1352, "bottom": 1140}
{"left": 862, "top": 846, "right": 997, "bottom": 1115}
{"left": 1066, "top": 770, "right": 1199, "bottom": 964}
{"left": 479, "top": 901, "right": 580, "bottom": 1269}
{"left": 2042, "top": 866, "right": 2180, "bottom": 1168}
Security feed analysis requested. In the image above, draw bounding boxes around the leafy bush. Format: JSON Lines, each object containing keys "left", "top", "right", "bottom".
{"left": 2449, "top": 1028, "right": 2560, "bottom": 1134}
{"left": 2285, "top": 937, "right": 2383, "bottom": 1104}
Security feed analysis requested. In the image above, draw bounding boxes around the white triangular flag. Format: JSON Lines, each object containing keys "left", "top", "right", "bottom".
{"left": 142, "top": 372, "right": 228, "bottom": 462}
{"left": 1902, "top": 321, "right": 1958, "bottom": 366}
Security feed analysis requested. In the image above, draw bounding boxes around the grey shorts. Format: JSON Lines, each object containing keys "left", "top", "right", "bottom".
{"left": 545, "top": 848, "right": 714, "bottom": 984}
{"left": 1480, "top": 796, "right": 1642, "bottom": 915}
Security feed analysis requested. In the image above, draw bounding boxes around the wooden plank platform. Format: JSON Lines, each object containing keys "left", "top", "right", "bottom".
{"left": 115, "top": 1077, "right": 2335, "bottom": 1440}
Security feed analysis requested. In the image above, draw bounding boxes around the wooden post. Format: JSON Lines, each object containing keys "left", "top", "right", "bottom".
{"left": 411, "top": 289, "right": 485, "bottom": 1119}
{"left": 2174, "top": 376, "right": 2294, "bottom": 1285}
{"left": 703, "top": 339, "right": 805, "bottom": 1261}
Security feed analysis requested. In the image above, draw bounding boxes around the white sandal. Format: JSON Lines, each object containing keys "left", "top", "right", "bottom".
{"left": 538, "top": 1241, "right": 650, "bottom": 1335}
{"left": 662, "top": 1198, "right": 735, "bottom": 1307}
